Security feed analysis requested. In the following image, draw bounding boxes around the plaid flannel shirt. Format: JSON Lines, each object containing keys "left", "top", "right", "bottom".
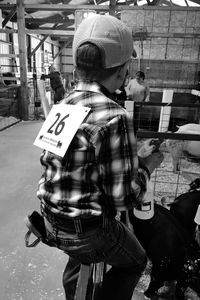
{"left": 37, "top": 82, "right": 149, "bottom": 218}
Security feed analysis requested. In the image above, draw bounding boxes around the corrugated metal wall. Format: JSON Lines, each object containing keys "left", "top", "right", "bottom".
{"left": 61, "top": 7, "right": 200, "bottom": 91}
{"left": 0, "top": 33, "right": 12, "bottom": 72}
{"left": 121, "top": 8, "right": 200, "bottom": 90}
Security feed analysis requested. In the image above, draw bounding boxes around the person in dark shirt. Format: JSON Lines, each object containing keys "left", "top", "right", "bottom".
{"left": 41, "top": 65, "right": 65, "bottom": 104}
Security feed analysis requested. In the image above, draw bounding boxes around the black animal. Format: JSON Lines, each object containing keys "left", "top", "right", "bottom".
{"left": 169, "top": 179, "right": 200, "bottom": 298}
{"left": 170, "top": 178, "right": 200, "bottom": 236}
{"left": 129, "top": 204, "right": 191, "bottom": 299}
{"left": 128, "top": 178, "right": 200, "bottom": 299}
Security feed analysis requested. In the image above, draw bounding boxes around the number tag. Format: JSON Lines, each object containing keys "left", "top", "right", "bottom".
{"left": 34, "top": 104, "right": 91, "bottom": 157}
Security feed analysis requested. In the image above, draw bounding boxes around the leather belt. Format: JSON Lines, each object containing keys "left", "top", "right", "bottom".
{"left": 43, "top": 209, "right": 104, "bottom": 234}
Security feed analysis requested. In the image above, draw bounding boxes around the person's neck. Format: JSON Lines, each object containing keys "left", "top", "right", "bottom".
{"left": 98, "top": 83, "right": 115, "bottom": 100}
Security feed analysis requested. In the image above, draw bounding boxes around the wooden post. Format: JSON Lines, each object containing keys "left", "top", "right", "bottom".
{"left": 16, "top": 0, "right": 28, "bottom": 120}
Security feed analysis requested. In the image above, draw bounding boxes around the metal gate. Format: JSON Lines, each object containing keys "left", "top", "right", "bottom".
{"left": 134, "top": 100, "right": 200, "bottom": 206}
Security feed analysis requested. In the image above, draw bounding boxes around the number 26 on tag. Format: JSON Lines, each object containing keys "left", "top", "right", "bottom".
{"left": 34, "top": 104, "right": 91, "bottom": 157}
{"left": 47, "top": 112, "right": 70, "bottom": 135}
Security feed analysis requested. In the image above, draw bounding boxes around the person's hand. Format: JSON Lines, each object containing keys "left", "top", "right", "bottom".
{"left": 145, "top": 151, "right": 164, "bottom": 174}
{"left": 137, "top": 139, "right": 155, "bottom": 158}
{"left": 141, "top": 151, "right": 164, "bottom": 174}
{"left": 138, "top": 139, "right": 164, "bottom": 174}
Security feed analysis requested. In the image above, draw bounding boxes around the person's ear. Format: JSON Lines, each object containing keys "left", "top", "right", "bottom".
{"left": 117, "top": 63, "right": 128, "bottom": 80}
{"left": 116, "top": 69, "right": 124, "bottom": 80}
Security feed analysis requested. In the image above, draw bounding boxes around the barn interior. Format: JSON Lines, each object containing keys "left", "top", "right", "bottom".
{"left": 0, "top": 1, "right": 200, "bottom": 300}
{"left": 0, "top": 0, "right": 199, "bottom": 128}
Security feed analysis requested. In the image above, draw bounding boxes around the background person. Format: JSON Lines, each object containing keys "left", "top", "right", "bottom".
{"left": 126, "top": 70, "right": 150, "bottom": 102}
{"left": 41, "top": 64, "right": 65, "bottom": 104}
{"left": 126, "top": 71, "right": 150, "bottom": 134}
{"left": 37, "top": 15, "right": 163, "bottom": 300}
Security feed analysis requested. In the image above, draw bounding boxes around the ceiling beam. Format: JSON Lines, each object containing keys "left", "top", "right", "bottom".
{"left": 24, "top": 4, "right": 109, "bottom": 12}
{"left": 1, "top": 3, "right": 200, "bottom": 18}
{"left": 50, "top": 31, "right": 200, "bottom": 40}
{"left": 38, "top": 24, "right": 74, "bottom": 30}
{"left": 117, "top": 4, "right": 200, "bottom": 9}
{"left": 29, "top": 24, "right": 59, "bottom": 58}
{"left": 53, "top": 38, "right": 72, "bottom": 60}
{"left": 26, "top": 29, "right": 74, "bottom": 35}
{"left": 2, "top": 8, "right": 16, "bottom": 28}
{"left": 25, "top": 16, "right": 72, "bottom": 24}
{"left": 0, "top": 28, "right": 18, "bottom": 33}
{"left": 0, "top": 53, "right": 19, "bottom": 58}
{"left": 23, "top": 4, "right": 200, "bottom": 14}
{"left": 0, "top": 4, "right": 16, "bottom": 9}
{"left": 132, "top": 32, "right": 200, "bottom": 39}
{"left": 189, "top": 0, "right": 200, "bottom": 4}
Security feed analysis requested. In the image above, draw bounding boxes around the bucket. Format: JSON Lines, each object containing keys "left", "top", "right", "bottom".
{"left": 133, "top": 180, "right": 154, "bottom": 220}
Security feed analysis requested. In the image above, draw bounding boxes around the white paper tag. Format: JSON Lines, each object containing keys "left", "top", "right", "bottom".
{"left": 34, "top": 104, "right": 91, "bottom": 157}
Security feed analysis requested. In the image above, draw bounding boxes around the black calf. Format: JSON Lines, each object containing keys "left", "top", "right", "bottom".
{"left": 129, "top": 200, "right": 199, "bottom": 299}
{"left": 169, "top": 186, "right": 200, "bottom": 297}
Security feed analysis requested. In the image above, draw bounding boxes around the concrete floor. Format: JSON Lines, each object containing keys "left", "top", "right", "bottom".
{"left": 0, "top": 120, "right": 147, "bottom": 300}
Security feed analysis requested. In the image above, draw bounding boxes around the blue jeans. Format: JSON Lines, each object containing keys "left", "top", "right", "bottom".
{"left": 45, "top": 217, "right": 147, "bottom": 300}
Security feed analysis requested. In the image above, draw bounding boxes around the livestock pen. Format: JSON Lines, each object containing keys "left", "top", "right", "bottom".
{"left": 128, "top": 98, "right": 200, "bottom": 206}
{"left": 126, "top": 98, "right": 200, "bottom": 299}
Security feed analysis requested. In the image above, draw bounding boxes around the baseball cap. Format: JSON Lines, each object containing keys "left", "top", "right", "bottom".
{"left": 73, "top": 14, "right": 136, "bottom": 69}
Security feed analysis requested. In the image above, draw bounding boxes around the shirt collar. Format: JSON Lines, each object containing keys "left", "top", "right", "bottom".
{"left": 75, "top": 81, "right": 115, "bottom": 100}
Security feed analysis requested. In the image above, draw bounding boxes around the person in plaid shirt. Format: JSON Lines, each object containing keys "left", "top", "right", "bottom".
{"left": 37, "top": 15, "right": 163, "bottom": 300}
